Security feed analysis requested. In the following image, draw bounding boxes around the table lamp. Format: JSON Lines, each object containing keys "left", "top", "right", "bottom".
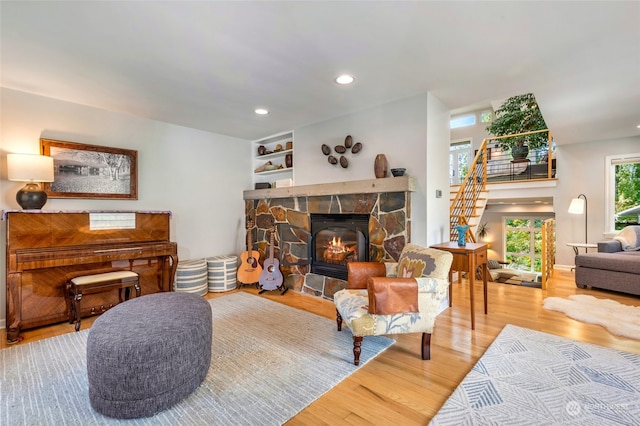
{"left": 7, "top": 153, "right": 55, "bottom": 210}
{"left": 568, "top": 193, "right": 587, "bottom": 244}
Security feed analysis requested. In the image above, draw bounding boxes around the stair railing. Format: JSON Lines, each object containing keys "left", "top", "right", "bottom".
{"left": 450, "top": 139, "right": 487, "bottom": 243}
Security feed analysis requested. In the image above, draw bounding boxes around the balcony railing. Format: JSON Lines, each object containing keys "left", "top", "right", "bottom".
{"left": 481, "top": 130, "right": 555, "bottom": 183}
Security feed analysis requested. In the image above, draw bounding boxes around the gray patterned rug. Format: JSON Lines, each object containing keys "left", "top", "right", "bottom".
{"left": 430, "top": 324, "right": 640, "bottom": 425}
{"left": 1, "top": 292, "right": 393, "bottom": 425}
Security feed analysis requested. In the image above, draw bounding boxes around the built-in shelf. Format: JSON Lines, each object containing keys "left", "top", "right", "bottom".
{"left": 243, "top": 176, "right": 416, "bottom": 200}
{"left": 256, "top": 148, "right": 292, "bottom": 162}
{"left": 253, "top": 131, "right": 293, "bottom": 187}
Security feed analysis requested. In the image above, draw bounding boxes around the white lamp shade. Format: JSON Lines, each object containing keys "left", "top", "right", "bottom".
{"left": 568, "top": 197, "right": 585, "bottom": 215}
{"left": 7, "top": 154, "right": 54, "bottom": 182}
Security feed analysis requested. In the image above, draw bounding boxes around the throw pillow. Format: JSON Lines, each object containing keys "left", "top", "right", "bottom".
{"left": 397, "top": 244, "right": 451, "bottom": 280}
{"left": 614, "top": 226, "right": 640, "bottom": 251}
{"left": 487, "top": 259, "right": 502, "bottom": 269}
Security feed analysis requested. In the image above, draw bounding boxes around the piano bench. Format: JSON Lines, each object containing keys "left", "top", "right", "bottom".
{"left": 68, "top": 271, "right": 140, "bottom": 331}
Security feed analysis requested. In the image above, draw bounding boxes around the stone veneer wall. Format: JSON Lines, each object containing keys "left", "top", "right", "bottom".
{"left": 244, "top": 191, "right": 411, "bottom": 299}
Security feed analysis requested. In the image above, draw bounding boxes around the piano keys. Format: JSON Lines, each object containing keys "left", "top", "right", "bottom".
{"left": 4, "top": 210, "right": 178, "bottom": 343}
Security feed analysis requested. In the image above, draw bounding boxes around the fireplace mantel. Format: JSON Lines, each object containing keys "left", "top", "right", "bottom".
{"left": 243, "top": 176, "right": 416, "bottom": 200}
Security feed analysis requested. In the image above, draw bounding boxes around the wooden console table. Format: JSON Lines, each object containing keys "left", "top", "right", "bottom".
{"left": 430, "top": 241, "right": 488, "bottom": 330}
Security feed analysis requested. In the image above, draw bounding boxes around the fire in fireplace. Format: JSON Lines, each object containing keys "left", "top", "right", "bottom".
{"left": 310, "top": 213, "right": 369, "bottom": 280}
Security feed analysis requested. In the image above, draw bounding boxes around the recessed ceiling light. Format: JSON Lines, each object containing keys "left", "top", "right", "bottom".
{"left": 254, "top": 108, "right": 269, "bottom": 115}
{"left": 335, "top": 74, "right": 355, "bottom": 85}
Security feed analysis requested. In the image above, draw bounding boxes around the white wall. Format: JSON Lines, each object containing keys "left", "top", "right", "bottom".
{"left": 553, "top": 136, "right": 640, "bottom": 267}
{"left": 0, "top": 88, "right": 252, "bottom": 327}
{"left": 450, "top": 107, "right": 493, "bottom": 151}
{"left": 292, "top": 93, "right": 450, "bottom": 247}
{"left": 425, "top": 93, "right": 452, "bottom": 245}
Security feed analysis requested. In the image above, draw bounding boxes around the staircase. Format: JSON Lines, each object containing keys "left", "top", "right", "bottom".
{"left": 449, "top": 139, "right": 489, "bottom": 243}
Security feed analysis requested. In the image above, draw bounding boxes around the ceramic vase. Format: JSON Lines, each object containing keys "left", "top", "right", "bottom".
{"left": 455, "top": 224, "right": 470, "bottom": 246}
{"left": 285, "top": 153, "right": 293, "bottom": 168}
{"left": 374, "top": 154, "right": 388, "bottom": 178}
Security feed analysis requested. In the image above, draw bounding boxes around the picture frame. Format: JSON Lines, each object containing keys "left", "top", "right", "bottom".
{"left": 40, "top": 138, "right": 138, "bottom": 200}
{"left": 474, "top": 147, "right": 492, "bottom": 161}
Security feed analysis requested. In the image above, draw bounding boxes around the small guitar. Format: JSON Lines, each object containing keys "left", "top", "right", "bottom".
{"left": 238, "top": 219, "right": 262, "bottom": 286}
{"left": 259, "top": 226, "right": 284, "bottom": 292}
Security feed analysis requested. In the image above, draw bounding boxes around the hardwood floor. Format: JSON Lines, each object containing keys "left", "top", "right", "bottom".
{"left": 3, "top": 270, "right": 640, "bottom": 424}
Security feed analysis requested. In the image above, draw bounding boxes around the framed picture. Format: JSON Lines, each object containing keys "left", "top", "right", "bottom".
{"left": 474, "top": 147, "right": 492, "bottom": 161}
{"left": 40, "top": 138, "right": 138, "bottom": 200}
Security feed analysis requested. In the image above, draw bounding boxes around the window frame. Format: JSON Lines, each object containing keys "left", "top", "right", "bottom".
{"left": 604, "top": 152, "right": 640, "bottom": 236}
{"left": 449, "top": 138, "right": 472, "bottom": 185}
{"left": 450, "top": 113, "right": 476, "bottom": 129}
{"left": 503, "top": 215, "right": 549, "bottom": 273}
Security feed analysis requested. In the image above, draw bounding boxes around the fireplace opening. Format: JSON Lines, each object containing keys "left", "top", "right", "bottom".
{"left": 310, "top": 213, "right": 369, "bottom": 280}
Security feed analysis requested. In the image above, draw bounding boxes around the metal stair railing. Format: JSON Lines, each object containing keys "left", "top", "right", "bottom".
{"left": 450, "top": 139, "right": 487, "bottom": 243}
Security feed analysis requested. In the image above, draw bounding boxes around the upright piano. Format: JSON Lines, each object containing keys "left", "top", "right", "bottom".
{"left": 4, "top": 210, "right": 178, "bottom": 343}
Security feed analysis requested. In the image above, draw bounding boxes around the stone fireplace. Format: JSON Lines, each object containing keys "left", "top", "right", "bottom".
{"left": 243, "top": 176, "right": 415, "bottom": 299}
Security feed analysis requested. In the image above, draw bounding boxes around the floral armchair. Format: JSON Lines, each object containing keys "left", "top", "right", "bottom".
{"left": 333, "top": 244, "right": 453, "bottom": 365}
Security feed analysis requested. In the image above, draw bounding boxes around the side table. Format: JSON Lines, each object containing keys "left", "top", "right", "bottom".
{"left": 567, "top": 242, "right": 598, "bottom": 271}
{"left": 430, "top": 241, "right": 488, "bottom": 330}
{"left": 567, "top": 242, "right": 598, "bottom": 256}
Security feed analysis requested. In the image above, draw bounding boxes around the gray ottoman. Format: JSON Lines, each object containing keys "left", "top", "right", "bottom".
{"left": 87, "top": 292, "right": 212, "bottom": 419}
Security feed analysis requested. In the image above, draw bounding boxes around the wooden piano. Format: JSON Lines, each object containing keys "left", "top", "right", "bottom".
{"left": 4, "top": 210, "right": 178, "bottom": 343}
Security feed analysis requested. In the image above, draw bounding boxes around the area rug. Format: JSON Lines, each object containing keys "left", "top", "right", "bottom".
{"left": 543, "top": 294, "right": 640, "bottom": 341}
{"left": 430, "top": 324, "right": 640, "bottom": 425}
{"left": 1, "top": 292, "right": 394, "bottom": 425}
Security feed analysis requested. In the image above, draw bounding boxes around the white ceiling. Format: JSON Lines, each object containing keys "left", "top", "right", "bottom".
{"left": 2, "top": 1, "right": 639, "bottom": 143}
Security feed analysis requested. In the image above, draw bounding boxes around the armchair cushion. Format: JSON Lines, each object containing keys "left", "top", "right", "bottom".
{"left": 367, "top": 277, "right": 418, "bottom": 315}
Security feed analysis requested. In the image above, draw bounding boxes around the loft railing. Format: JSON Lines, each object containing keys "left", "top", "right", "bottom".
{"left": 450, "top": 129, "right": 553, "bottom": 243}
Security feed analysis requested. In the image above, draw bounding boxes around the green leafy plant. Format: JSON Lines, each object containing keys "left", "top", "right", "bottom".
{"left": 477, "top": 222, "right": 489, "bottom": 239}
{"left": 486, "top": 93, "right": 549, "bottom": 152}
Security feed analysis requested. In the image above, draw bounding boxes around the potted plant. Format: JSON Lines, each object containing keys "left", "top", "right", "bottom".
{"left": 486, "top": 93, "right": 549, "bottom": 160}
{"left": 477, "top": 222, "right": 489, "bottom": 240}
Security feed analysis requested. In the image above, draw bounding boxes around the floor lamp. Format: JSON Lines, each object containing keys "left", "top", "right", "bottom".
{"left": 568, "top": 193, "right": 588, "bottom": 244}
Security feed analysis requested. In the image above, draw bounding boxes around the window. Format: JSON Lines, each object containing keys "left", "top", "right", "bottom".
{"left": 450, "top": 114, "right": 476, "bottom": 129}
{"left": 504, "top": 217, "right": 549, "bottom": 273}
{"left": 480, "top": 111, "right": 492, "bottom": 123}
{"left": 605, "top": 153, "right": 640, "bottom": 233}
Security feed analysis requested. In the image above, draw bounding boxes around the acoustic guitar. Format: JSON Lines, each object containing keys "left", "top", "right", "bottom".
{"left": 237, "top": 220, "right": 262, "bottom": 286}
{"left": 259, "top": 226, "right": 284, "bottom": 292}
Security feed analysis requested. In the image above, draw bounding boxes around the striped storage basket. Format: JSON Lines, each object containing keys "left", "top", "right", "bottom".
{"left": 206, "top": 255, "right": 238, "bottom": 292}
{"left": 174, "top": 259, "right": 208, "bottom": 296}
